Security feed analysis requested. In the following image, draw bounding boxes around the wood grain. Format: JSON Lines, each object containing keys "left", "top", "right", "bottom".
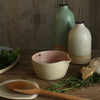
{"left": 0, "top": 50, "right": 100, "bottom": 100}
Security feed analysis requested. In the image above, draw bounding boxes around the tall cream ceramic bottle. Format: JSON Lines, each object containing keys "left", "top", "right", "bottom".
{"left": 68, "top": 21, "right": 92, "bottom": 64}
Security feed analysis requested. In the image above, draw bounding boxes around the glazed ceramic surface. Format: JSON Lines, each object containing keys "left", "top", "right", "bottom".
{"left": 68, "top": 22, "right": 91, "bottom": 64}
{"left": 0, "top": 79, "right": 39, "bottom": 100}
{"left": 54, "top": 4, "right": 75, "bottom": 51}
{"left": 0, "top": 46, "right": 20, "bottom": 74}
{"left": 32, "top": 50, "right": 71, "bottom": 80}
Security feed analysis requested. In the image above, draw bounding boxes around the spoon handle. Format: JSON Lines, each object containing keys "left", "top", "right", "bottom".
{"left": 12, "top": 88, "right": 90, "bottom": 100}
{"left": 37, "top": 89, "right": 90, "bottom": 100}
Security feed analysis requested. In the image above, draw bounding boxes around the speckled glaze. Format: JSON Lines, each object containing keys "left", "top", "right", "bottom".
{"left": 68, "top": 22, "right": 92, "bottom": 64}
{"left": 32, "top": 50, "right": 71, "bottom": 80}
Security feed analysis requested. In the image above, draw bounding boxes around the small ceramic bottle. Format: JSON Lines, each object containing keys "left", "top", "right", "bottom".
{"left": 54, "top": 0, "right": 75, "bottom": 51}
{"left": 68, "top": 21, "right": 92, "bottom": 64}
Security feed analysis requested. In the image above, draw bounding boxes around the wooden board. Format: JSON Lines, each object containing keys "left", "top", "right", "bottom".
{"left": 0, "top": 50, "right": 100, "bottom": 100}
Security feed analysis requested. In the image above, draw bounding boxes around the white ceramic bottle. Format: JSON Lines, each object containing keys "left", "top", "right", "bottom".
{"left": 68, "top": 21, "right": 92, "bottom": 64}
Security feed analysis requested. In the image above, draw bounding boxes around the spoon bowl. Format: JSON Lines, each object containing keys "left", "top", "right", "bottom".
{"left": 6, "top": 80, "right": 90, "bottom": 100}
{"left": 0, "top": 79, "right": 38, "bottom": 100}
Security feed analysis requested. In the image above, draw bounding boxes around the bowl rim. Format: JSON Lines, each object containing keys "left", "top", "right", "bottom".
{"left": 32, "top": 50, "right": 71, "bottom": 64}
{"left": 0, "top": 46, "right": 20, "bottom": 74}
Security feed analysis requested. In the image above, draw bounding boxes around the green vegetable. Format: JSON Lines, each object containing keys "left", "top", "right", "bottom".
{"left": 0, "top": 48, "right": 19, "bottom": 70}
{"left": 47, "top": 73, "right": 100, "bottom": 93}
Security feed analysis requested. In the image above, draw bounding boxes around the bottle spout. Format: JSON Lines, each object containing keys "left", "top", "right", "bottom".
{"left": 62, "top": 0, "right": 66, "bottom": 4}
{"left": 59, "top": 0, "right": 68, "bottom": 6}
{"left": 78, "top": 8, "right": 81, "bottom": 22}
{"left": 75, "top": 8, "right": 84, "bottom": 24}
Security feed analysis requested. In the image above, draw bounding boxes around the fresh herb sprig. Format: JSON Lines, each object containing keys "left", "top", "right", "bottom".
{"left": 47, "top": 73, "right": 100, "bottom": 93}
{"left": 0, "top": 48, "right": 19, "bottom": 70}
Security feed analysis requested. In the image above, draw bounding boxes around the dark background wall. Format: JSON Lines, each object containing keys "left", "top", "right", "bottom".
{"left": 0, "top": 0, "right": 99, "bottom": 50}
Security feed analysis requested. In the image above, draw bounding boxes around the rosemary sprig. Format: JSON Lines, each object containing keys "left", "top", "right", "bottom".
{"left": 47, "top": 73, "right": 100, "bottom": 93}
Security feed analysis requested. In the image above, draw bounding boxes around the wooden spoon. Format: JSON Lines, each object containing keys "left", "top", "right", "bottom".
{"left": 6, "top": 81, "right": 90, "bottom": 100}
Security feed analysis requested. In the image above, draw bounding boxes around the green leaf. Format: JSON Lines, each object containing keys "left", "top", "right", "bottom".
{"left": 0, "top": 48, "right": 19, "bottom": 70}
{"left": 47, "top": 73, "right": 100, "bottom": 93}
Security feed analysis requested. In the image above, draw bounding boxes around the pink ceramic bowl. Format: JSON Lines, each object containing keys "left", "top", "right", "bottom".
{"left": 32, "top": 50, "right": 71, "bottom": 80}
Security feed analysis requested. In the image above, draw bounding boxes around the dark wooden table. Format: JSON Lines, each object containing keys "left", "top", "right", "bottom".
{"left": 0, "top": 50, "right": 100, "bottom": 100}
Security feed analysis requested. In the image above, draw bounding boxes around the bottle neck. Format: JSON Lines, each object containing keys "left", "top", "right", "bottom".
{"left": 59, "top": 5, "right": 69, "bottom": 10}
{"left": 75, "top": 21, "right": 85, "bottom": 27}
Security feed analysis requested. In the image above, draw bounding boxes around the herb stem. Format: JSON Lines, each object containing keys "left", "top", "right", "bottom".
{"left": 47, "top": 73, "right": 100, "bottom": 93}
